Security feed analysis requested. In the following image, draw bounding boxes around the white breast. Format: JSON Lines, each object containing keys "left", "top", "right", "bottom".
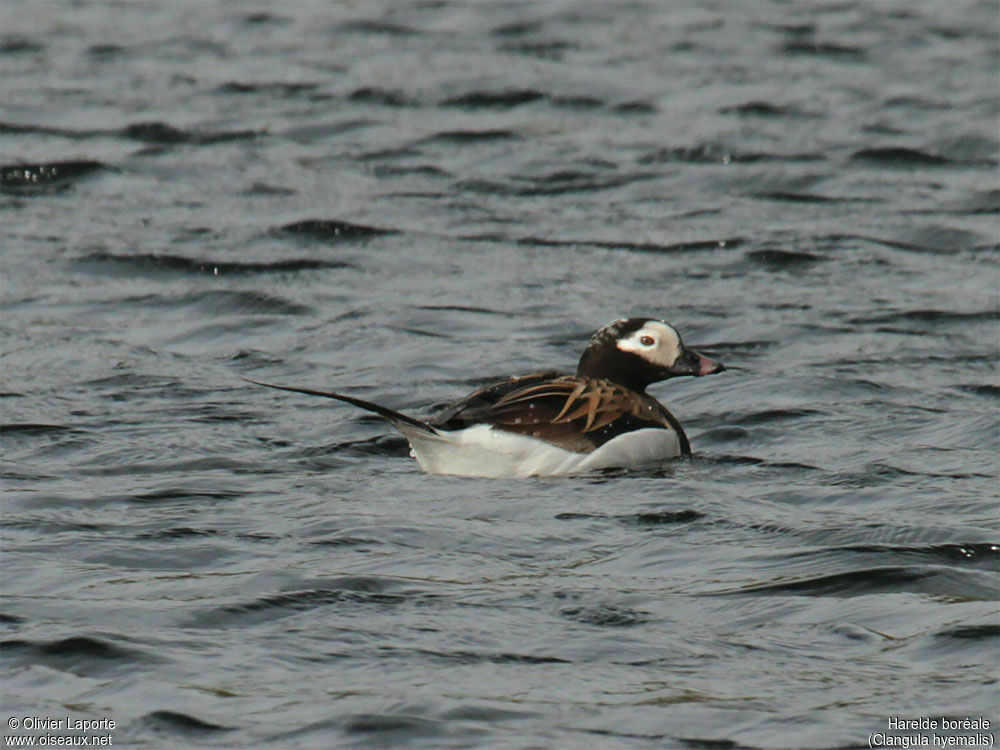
{"left": 394, "top": 423, "right": 681, "bottom": 478}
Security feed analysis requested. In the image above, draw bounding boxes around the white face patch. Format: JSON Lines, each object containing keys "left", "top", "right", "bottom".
{"left": 615, "top": 321, "right": 683, "bottom": 367}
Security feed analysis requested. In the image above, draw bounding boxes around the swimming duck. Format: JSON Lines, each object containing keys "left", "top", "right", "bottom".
{"left": 248, "top": 317, "right": 724, "bottom": 478}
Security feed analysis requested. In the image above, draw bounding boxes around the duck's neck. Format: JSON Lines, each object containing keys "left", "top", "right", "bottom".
{"left": 576, "top": 348, "right": 651, "bottom": 392}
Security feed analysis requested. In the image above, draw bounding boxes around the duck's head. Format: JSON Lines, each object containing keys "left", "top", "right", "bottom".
{"left": 576, "top": 317, "right": 725, "bottom": 391}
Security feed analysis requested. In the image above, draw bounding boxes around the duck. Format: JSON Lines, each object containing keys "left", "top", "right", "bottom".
{"left": 247, "top": 317, "right": 725, "bottom": 478}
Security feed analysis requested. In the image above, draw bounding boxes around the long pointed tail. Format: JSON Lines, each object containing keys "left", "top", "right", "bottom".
{"left": 244, "top": 378, "right": 438, "bottom": 435}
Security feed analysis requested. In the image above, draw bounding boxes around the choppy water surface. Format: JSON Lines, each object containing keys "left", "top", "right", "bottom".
{"left": 2, "top": 1, "right": 998, "bottom": 748}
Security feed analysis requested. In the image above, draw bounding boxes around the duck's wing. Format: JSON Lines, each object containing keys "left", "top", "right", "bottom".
{"left": 436, "top": 375, "right": 686, "bottom": 454}
{"left": 431, "top": 371, "right": 561, "bottom": 425}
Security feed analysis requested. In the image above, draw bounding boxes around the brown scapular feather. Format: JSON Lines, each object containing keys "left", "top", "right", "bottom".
{"left": 493, "top": 376, "right": 644, "bottom": 434}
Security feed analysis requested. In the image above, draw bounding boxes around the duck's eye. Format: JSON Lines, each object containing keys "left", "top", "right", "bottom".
{"left": 639, "top": 335, "right": 656, "bottom": 346}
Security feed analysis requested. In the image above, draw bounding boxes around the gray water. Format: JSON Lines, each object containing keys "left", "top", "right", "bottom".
{"left": 2, "top": 1, "right": 998, "bottom": 748}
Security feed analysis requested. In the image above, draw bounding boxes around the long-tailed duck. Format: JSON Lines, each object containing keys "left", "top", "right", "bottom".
{"left": 248, "top": 317, "right": 724, "bottom": 478}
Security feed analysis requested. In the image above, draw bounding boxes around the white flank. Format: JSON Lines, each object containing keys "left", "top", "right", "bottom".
{"left": 393, "top": 422, "right": 681, "bottom": 478}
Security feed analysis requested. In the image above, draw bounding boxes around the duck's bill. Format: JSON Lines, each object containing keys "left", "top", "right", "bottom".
{"left": 668, "top": 348, "right": 726, "bottom": 377}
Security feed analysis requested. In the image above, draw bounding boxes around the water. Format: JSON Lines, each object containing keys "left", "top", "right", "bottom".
{"left": 2, "top": 1, "right": 998, "bottom": 747}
